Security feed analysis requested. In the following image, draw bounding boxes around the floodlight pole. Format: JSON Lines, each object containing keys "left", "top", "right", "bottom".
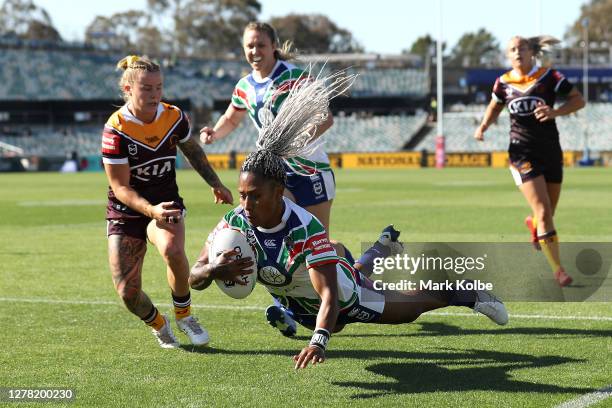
{"left": 582, "top": 18, "right": 589, "bottom": 152}
{"left": 582, "top": 18, "right": 589, "bottom": 106}
{"left": 435, "top": 0, "right": 445, "bottom": 168}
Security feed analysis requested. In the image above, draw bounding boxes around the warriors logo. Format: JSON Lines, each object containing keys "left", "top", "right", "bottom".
{"left": 258, "top": 263, "right": 292, "bottom": 287}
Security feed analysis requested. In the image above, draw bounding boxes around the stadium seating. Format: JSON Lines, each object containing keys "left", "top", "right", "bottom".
{"left": 349, "top": 69, "right": 429, "bottom": 97}
{"left": 0, "top": 48, "right": 429, "bottom": 105}
{"left": 0, "top": 125, "right": 101, "bottom": 157}
{"left": 0, "top": 49, "right": 244, "bottom": 106}
{"left": 201, "top": 112, "right": 429, "bottom": 154}
{"left": 0, "top": 113, "right": 428, "bottom": 156}
{"left": 5, "top": 104, "right": 611, "bottom": 157}
{"left": 414, "top": 103, "right": 612, "bottom": 152}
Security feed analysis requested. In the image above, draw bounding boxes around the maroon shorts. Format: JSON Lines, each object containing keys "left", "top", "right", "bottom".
{"left": 106, "top": 217, "right": 152, "bottom": 240}
{"left": 508, "top": 142, "right": 563, "bottom": 185}
{"left": 106, "top": 200, "right": 186, "bottom": 240}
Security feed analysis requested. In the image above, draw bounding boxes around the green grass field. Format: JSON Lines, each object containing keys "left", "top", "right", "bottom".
{"left": 1, "top": 168, "right": 611, "bottom": 407}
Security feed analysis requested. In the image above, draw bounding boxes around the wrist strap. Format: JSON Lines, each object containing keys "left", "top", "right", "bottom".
{"left": 309, "top": 328, "right": 330, "bottom": 351}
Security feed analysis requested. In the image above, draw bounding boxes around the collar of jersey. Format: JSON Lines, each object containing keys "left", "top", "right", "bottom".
{"left": 120, "top": 103, "right": 164, "bottom": 125}
{"left": 251, "top": 59, "right": 282, "bottom": 84}
{"left": 510, "top": 65, "right": 540, "bottom": 81}
{"left": 256, "top": 197, "right": 291, "bottom": 233}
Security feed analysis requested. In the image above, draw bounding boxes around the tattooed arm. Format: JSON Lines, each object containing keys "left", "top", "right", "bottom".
{"left": 178, "top": 136, "right": 233, "bottom": 204}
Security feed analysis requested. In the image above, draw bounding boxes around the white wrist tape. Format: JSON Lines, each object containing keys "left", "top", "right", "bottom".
{"left": 309, "top": 328, "right": 330, "bottom": 350}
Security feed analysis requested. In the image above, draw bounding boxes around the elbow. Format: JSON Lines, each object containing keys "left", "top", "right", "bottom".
{"left": 189, "top": 276, "right": 209, "bottom": 291}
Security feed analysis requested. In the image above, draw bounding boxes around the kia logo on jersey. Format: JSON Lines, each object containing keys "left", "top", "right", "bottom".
{"left": 508, "top": 96, "right": 546, "bottom": 116}
{"left": 133, "top": 160, "right": 172, "bottom": 181}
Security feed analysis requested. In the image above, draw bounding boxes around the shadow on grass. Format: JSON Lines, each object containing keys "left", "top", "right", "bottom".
{"left": 331, "top": 348, "right": 591, "bottom": 398}
{"left": 339, "top": 321, "right": 612, "bottom": 339}
{"left": 179, "top": 344, "right": 591, "bottom": 397}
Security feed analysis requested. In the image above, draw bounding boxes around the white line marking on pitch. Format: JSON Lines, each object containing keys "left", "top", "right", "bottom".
{"left": 0, "top": 297, "right": 611, "bottom": 321}
{"left": 554, "top": 385, "right": 612, "bottom": 408}
{"left": 0, "top": 297, "right": 264, "bottom": 311}
{"left": 424, "top": 311, "right": 612, "bottom": 321}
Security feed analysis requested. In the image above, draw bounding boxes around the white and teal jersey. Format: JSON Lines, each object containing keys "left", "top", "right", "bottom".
{"left": 231, "top": 60, "right": 331, "bottom": 176}
{"left": 208, "top": 197, "right": 359, "bottom": 315}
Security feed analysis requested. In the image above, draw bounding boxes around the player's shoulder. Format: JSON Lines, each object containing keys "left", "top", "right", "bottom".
{"left": 105, "top": 107, "right": 124, "bottom": 130}
{"left": 235, "top": 73, "right": 252, "bottom": 89}
{"left": 498, "top": 69, "right": 513, "bottom": 84}
{"left": 547, "top": 67, "right": 567, "bottom": 81}
{"left": 159, "top": 102, "right": 184, "bottom": 122}
{"left": 278, "top": 60, "right": 306, "bottom": 78}
{"left": 285, "top": 199, "right": 325, "bottom": 237}
{"left": 223, "top": 205, "right": 251, "bottom": 230}
{"left": 161, "top": 101, "right": 183, "bottom": 114}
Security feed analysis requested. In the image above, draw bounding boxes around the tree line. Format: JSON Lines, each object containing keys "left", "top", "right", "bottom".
{"left": 0, "top": 0, "right": 610, "bottom": 65}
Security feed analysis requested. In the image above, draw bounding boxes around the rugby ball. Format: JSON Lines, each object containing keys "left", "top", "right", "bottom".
{"left": 210, "top": 228, "right": 257, "bottom": 299}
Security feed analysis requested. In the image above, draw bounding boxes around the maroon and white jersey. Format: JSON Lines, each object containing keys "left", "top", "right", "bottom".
{"left": 492, "top": 66, "right": 573, "bottom": 146}
{"left": 101, "top": 102, "right": 191, "bottom": 218}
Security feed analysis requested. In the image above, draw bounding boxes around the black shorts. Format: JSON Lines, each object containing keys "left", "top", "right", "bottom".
{"left": 508, "top": 141, "right": 563, "bottom": 185}
{"left": 106, "top": 199, "right": 186, "bottom": 240}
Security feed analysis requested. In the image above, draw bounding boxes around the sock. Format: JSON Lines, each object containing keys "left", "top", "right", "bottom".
{"left": 173, "top": 292, "right": 191, "bottom": 320}
{"left": 142, "top": 306, "right": 165, "bottom": 331}
{"left": 531, "top": 216, "right": 537, "bottom": 231}
{"left": 356, "top": 242, "right": 391, "bottom": 277}
{"left": 538, "top": 230, "right": 562, "bottom": 272}
{"left": 447, "top": 280, "right": 476, "bottom": 308}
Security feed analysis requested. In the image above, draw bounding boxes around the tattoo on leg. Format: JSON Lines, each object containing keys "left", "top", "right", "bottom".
{"left": 109, "top": 235, "right": 152, "bottom": 317}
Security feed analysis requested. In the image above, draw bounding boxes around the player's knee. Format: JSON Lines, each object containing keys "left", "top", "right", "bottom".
{"left": 158, "top": 241, "right": 185, "bottom": 261}
{"left": 534, "top": 205, "right": 553, "bottom": 225}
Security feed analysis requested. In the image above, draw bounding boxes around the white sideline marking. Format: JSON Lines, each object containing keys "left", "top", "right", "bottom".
{"left": 425, "top": 311, "right": 612, "bottom": 322}
{"left": 0, "top": 297, "right": 264, "bottom": 311}
{"left": 0, "top": 297, "right": 611, "bottom": 321}
{"left": 554, "top": 385, "right": 612, "bottom": 408}
{"left": 17, "top": 199, "right": 104, "bottom": 207}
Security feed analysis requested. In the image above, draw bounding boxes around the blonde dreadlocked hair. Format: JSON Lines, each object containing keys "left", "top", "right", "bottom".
{"left": 240, "top": 67, "right": 357, "bottom": 185}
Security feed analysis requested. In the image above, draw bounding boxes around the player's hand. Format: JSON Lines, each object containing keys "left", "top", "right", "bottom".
{"left": 293, "top": 345, "right": 326, "bottom": 369}
{"left": 473, "top": 125, "right": 485, "bottom": 141}
{"left": 212, "top": 185, "right": 234, "bottom": 205}
{"left": 211, "top": 249, "right": 254, "bottom": 285}
{"left": 200, "top": 127, "right": 216, "bottom": 144}
{"left": 150, "top": 201, "right": 183, "bottom": 224}
{"left": 534, "top": 102, "right": 557, "bottom": 122}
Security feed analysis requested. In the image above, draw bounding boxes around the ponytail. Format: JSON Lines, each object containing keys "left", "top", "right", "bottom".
{"left": 526, "top": 35, "right": 561, "bottom": 58}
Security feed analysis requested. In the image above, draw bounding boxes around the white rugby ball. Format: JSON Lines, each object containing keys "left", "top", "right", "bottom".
{"left": 210, "top": 228, "right": 257, "bottom": 299}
